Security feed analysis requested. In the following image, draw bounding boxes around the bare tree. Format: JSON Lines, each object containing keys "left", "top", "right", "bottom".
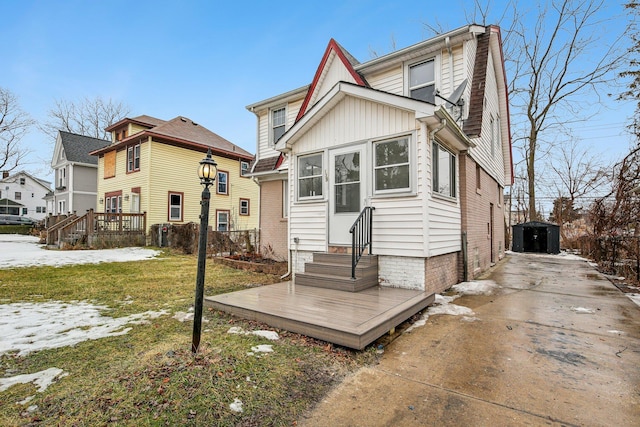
{"left": 41, "top": 96, "right": 130, "bottom": 141}
{"left": 0, "top": 87, "right": 34, "bottom": 173}
{"left": 619, "top": 1, "right": 640, "bottom": 135}
{"left": 546, "top": 138, "right": 608, "bottom": 214}
{"left": 507, "top": 0, "right": 625, "bottom": 220}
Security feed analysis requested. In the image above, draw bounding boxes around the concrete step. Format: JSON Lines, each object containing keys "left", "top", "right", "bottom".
{"left": 295, "top": 271, "right": 378, "bottom": 292}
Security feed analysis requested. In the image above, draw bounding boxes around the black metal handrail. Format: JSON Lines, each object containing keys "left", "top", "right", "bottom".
{"left": 349, "top": 206, "right": 375, "bottom": 279}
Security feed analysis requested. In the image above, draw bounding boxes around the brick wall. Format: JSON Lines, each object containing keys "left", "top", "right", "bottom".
{"left": 259, "top": 180, "right": 288, "bottom": 261}
{"left": 459, "top": 154, "right": 506, "bottom": 280}
{"left": 379, "top": 255, "right": 426, "bottom": 290}
{"left": 424, "top": 252, "right": 460, "bottom": 294}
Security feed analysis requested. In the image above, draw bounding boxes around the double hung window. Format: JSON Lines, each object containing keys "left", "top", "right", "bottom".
{"left": 374, "top": 138, "right": 410, "bottom": 193}
{"left": 271, "top": 107, "right": 286, "bottom": 144}
{"left": 127, "top": 143, "right": 140, "bottom": 172}
{"left": 168, "top": 192, "right": 183, "bottom": 221}
{"left": 409, "top": 59, "right": 435, "bottom": 104}
{"left": 432, "top": 142, "right": 456, "bottom": 198}
{"left": 298, "top": 154, "right": 323, "bottom": 199}
{"left": 217, "top": 171, "right": 228, "bottom": 195}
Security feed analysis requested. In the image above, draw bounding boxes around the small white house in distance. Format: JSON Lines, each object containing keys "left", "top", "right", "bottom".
{"left": 0, "top": 171, "right": 51, "bottom": 220}
{"left": 247, "top": 24, "right": 513, "bottom": 294}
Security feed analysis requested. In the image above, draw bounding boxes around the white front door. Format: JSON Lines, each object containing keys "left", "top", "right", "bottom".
{"left": 130, "top": 193, "right": 141, "bottom": 229}
{"left": 329, "top": 145, "right": 365, "bottom": 245}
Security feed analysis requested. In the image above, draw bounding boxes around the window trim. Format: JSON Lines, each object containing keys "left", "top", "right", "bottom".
{"left": 372, "top": 136, "right": 413, "bottom": 196}
{"left": 216, "top": 170, "right": 229, "bottom": 195}
{"left": 269, "top": 105, "right": 286, "bottom": 146}
{"left": 297, "top": 152, "right": 324, "bottom": 201}
{"left": 239, "top": 198, "right": 250, "bottom": 216}
{"left": 432, "top": 141, "right": 457, "bottom": 199}
{"left": 127, "top": 143, "right": 141, "bottom": 173}
{"left": 406, "top": 57, "right": 438, "bottom": 104}
{"left": 168, "top": 191, "right": 184, "bottom": 222}
{"left": 216, "top": 209, "right": 230, "bottom": 231}
{"left": 240, "top": 160, "right": 250, "bottom": 178}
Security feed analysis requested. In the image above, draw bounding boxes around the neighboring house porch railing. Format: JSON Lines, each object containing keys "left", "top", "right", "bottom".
{"left": 349, "top": 206, "right": 375, "bottom": 279}
{"left": 47, "top": 209, "right": 146, "bottom": 248}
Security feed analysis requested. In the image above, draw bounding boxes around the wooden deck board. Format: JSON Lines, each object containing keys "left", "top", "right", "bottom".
{"left": 205, "top": 282, "right": 434, "bottom": 349}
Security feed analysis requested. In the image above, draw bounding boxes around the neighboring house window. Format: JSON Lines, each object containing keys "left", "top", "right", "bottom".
{"left": 217, "top": 210, "right": 230, "bottom": 231}
{"left": 36, "top": 206, "right": 44, "bottom": 213}
{"left": 168, "top": 192, "right": 183, "bottom": 221}
{"left": 58, "top": 168, "right": 66, "bottom": 188}
{"left": 374, "top": 137, "right": 410, "bottom": 192}
{"left": 19, "top": 177, "right": 25, "bottom": 185}
{"left": 298, "top": 153, "right": 323, "bottom": 199}
{"left": 58, "top": 200, "right": 66, "bottom": 214}
{"left": 271, "top": 107, "right": 286, "bottom": 145}
{"left": 409, "top": 59, "right": 435, "bottom": 103}
{"left": 432, "top": 142, "right": 456, "bottom": 198}
{"left": 240, "top": 161, "right": 250, "bottom": 177}
{"left": 22, "top": 207, "right": 28, "bottom": 215}
{"left": 127, "top": 143, "right": 141, "bottom": 172}
{"left": 14, "top": 192, "right": 21, "bottom": 200}
{"left": 104, "top": 151, "right": 116, "bottom": 178}
{"left": 282, "top": 180, "right": 288, "bottom": 218}
{"left": 239, "top": 198, "right": 250, "bottom": 216}
{"left": 217, "top": 171, "right": 229, "bottom": 195}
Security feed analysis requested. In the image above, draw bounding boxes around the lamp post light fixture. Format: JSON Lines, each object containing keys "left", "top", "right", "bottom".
{"left": 192, "top": 148, "right": 218, "bottom": 353}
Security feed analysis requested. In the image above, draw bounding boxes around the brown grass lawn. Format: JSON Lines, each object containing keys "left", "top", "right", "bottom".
{"left": 0, "top": 249, "right": 376, "bottom": 426}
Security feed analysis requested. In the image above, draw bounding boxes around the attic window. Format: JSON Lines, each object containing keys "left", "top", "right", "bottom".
{"left": 409, "top": 59, "right": 435, "bottom": 104}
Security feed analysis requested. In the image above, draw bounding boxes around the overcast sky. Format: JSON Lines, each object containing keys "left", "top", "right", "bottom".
{"left": 1, "top": 0, "right": 634, "bottom": 186}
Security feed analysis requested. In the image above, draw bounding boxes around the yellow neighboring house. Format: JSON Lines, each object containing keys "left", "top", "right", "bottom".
{"left": 90, "top": 115, "right": 258, "bottom": 232}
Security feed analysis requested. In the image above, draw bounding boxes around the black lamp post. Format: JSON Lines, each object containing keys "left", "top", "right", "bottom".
{"left": 192, "top": 148, "right": 217, "bottom": 353}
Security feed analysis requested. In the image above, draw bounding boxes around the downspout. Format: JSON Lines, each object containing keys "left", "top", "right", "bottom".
{"left": 446, "top": 36, "right": 454, "bottom": 96}
{"left": 430, "top": 119, "right": 447, "bottom": 142}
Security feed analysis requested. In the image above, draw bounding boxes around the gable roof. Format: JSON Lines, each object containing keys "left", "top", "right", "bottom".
{"left": 92, "top": 116, "right": 254, "bottom": 161}
{"left": 58, "top": 131, "right": 111, "bottom": 165}
{"left": 0, "top": 170, "right": 51, "bottom": 191}
{"left": 296, "top": 39, "right": 368, "bottom": 121}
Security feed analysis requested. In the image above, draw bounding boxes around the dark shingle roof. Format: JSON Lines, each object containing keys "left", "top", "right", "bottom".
{"left": 59, "top": 131, "right": 111, "bottom": 165}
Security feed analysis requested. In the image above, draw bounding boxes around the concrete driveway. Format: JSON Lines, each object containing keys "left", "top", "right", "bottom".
{"left": 300, "top": 253, "right": 640, "bottom": 426}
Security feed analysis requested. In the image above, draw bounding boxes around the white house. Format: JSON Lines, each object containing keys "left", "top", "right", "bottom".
{"left": 247, "top": 24, "right": 513, "bottom": 295}
{"left": 0, "top": 171, "right": 51, "bottom": 220}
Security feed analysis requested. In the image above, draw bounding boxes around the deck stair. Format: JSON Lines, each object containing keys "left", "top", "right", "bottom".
{"left": 295, "top": 253, "right": 378, "bottom": 292}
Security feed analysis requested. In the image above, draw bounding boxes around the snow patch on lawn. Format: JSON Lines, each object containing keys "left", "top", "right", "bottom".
{"left": 227, "top": 326, "right": 280, "bottom": 340}
{"left": 0, "top": 235, "right": 159, "bottom": 269}
{"left": 229, "top": 398, "right": 243, "bottom": 413}
{"left": 0, "top": 367, "right": 67, "bottom": 393}
{"left": 0, "top": 301, "right": 167, "bottom": 356}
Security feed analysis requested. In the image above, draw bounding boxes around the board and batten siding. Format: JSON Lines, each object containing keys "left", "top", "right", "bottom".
{"left": 294, "top": 96, "right": 416, "bottom": 153}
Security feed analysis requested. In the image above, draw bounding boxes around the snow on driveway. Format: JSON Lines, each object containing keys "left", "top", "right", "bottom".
{"left": 0, "top": 234, "right": 160, "bottom": 269}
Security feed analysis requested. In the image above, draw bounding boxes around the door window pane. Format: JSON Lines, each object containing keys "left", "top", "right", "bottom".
{"left": 334, "top": 152, "right": 360, "bottom": 213}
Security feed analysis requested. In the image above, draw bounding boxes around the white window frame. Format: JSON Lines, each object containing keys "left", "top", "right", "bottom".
{"left": 406, "top": 57, "right": 437, "bottom": 104}
{"left": 168, "top": 192, "right": 183, "bottom": 221}
{"left": 297, "top": 153, "right": 324, "bottom": 201}
{"left": 239, "top": 198, "right": 250, "bottom": 216}
{"left": 432, "top": 141, "right": 457, "bottom": 199}
{"left": 270, "top": 106, "right": 286, "bottom": 146}
{"left": 58, "top": 200, "right": 66, "bottom": 214}
{"left": 217, "top": 210, "right": 230, "bottom": 231}
{"left": 240, "top": 160, "right": 250, "bottom": 177}
{"left": 127, "top": 143, "right": 141, "bottom": 172}
{"left": 217, "top": 171, "right": 229, "bottom": 195}
{"left": 373, "top": 136, "right": 413, "bottom": 195}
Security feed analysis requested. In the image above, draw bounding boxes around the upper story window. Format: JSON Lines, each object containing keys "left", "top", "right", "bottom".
{"left": 58, "top": 167, "right": 66, "bottom": 188}
{"left": 15, "top": 192, "right": 21, "bottom": 200}
{"left": 127, "top": 143, "right": 141, "bottom": 172}
{"left": 19, "top": 177, "right": 25, "bottom": 185}
{"left": 104, "top": 151, "right": 116, "bottom": 178}
{"left": 409, "top": 59, "right": 435, "bottom": 104}
{"left": 432, "top": 142, "right": 456, "bottom": 198}
{"left": 298, "top": 153, "right": 323, "bottom": 200}
{"left": 240, "top": 161, "right": 250, "bottom": 177}
{"left": 271, "top": 107, "right": 286, "bottom": 145}
{"left": 217, "top": 171, "right": 228, "bottom": 195}
{"left": 374, "top": 137, "right": 411, "bottom": 193}
{"left": 239, "top": 198, "right": 250, "bottom": 216}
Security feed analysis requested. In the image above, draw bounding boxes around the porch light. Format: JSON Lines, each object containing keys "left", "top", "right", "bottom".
{"left": 192, "top": 147, "right": 218, "bottom": 354}
{"left": 198, "top": 148, "right": 218, "bottom": 187}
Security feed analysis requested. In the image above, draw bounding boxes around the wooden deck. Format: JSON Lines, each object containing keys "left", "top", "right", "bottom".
{"left": 205, "top": 282, "right": 434, "bottom": 350}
